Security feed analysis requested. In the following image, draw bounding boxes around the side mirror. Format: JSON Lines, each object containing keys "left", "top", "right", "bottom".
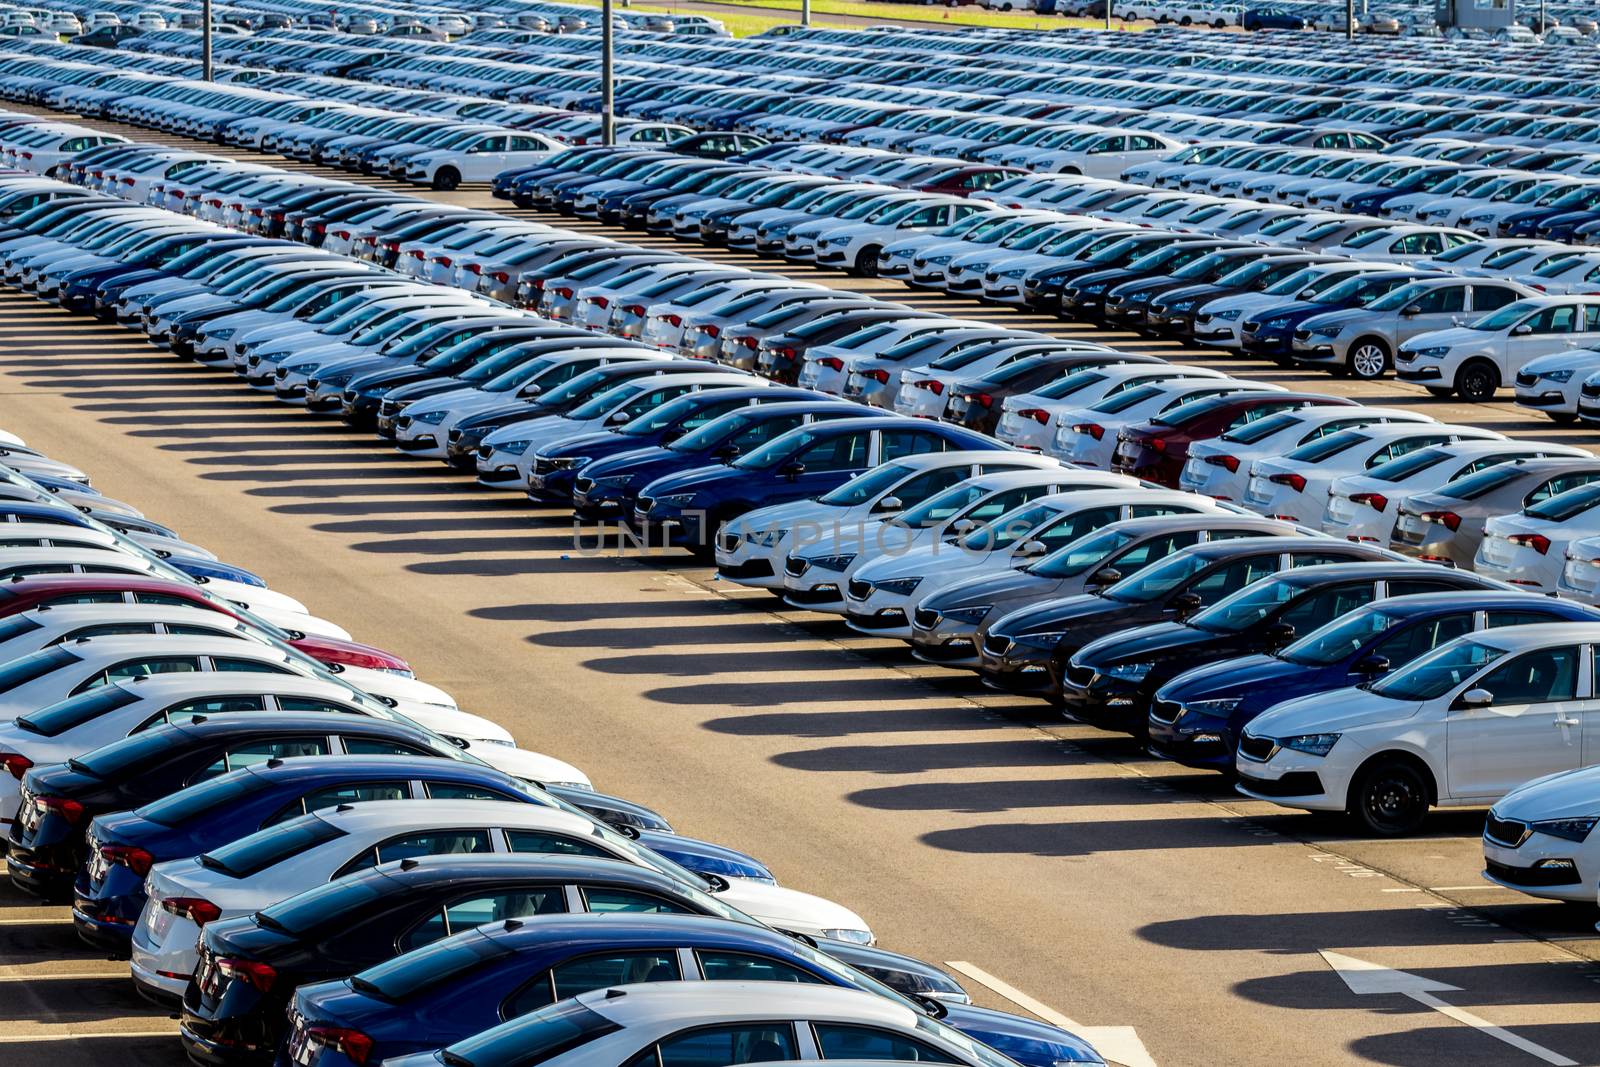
{"left": 874, "top": 495, "right": 902, "bottom": 513}
{"left": 1453, "top": 687, "right": 1494, "bottom": 710}
{"left": 659, "top": 428, "right": 682, "bottom": 444}
{"left": 950, "top": 518, "right": 977, "bottom": 535}
{"left": 781, "top": 460, "right": 806, "bottom": 480}
{"left": 517, "top": 383, "right": 543, "bottom": 399}
{"left": 1264, "top": 621, "right": 1296, "bottom": 648}
{"left": 1353, "top": 654, "right": 1391, "bottom": 676}
{"left": 1018, "top": 539, "right": 1049, "bottom": 558}
{"left": 1088, "top": 566, "right": 1122, "bottom": 587}
{"left": 605, "top": 410, "right": 630, "bottom": 426}
{"left": 714, "top": 443, "right": 741, "bottom": 461}
{"left": 1169, "top": 591, "right": 1203, "bottom": 616}
{"left": 1512, "top": 323, "right": 1534, "bottom": 336}
{"left": 1399, "top": 305, "right": 1421, "bottom": 317}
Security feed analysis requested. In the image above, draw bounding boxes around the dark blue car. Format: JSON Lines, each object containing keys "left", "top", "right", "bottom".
{"left": 74, "top": 755, "right": 769, "bottom": 952}
{"left": 1147, "top": 590, "right": 1600, "bottom": 771}
{"left": 525, "top": 386, "right": 817, "bottom": 503}
{"left": 569, "top": 399, "right": 867, "bottom": 519}
{"left": 633, "top": 416, "right": 1002, "bottom": 551}
{"left": 1240, "top": 270, "right": 1428, "bottom": 362}
{"left": 284, "top": 910, "right": 1105, "bottom": 1067}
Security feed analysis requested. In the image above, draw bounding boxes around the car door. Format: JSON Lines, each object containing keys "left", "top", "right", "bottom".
{"left": 1083, "top": 135, "right": 1130, "bottom": 178}
{"left": 1445, "top": 644, "right": 1586, "bottom": 799}
{"left": 780, "top": 427, "right": 874, "bottom": 495}
{"left": 1468, "top": 284, "right": 1524, "bottom": 315}
{"left": 461, "top": 135, "right": 510, "bottom": 180}
{"left": 624, "top": 1024, "right": 802, "bottom": 1067}
{"left": 502, "top": 948, "right": 685, "bottom": 1017}
{"left": 1505, "top": 303, "right": 1580, "bottom": 374}
{"left": 1398, "top": 284, "right": 1468, "bottom": 343}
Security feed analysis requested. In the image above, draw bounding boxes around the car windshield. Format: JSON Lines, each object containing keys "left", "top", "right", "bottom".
{"left": 446, "top": 1000, "right": 621, "bottom": 1067}
{"left": 1029, "top": 527, "right": 1136, "bottom": 578}
{"left": 1466, "top": 299, "right": 1538, "bottom": 331}
{"left": 1527, "top": 482, "right": 1600, "bottom": 521}
{"left": 14, "top": 685, "right": 140, "bottom": 737}
{"left": 1189, "top": 576, "right": 1300, "bottom": 633}
{"left": 136, "top": 770, "right": 274, "bottom": 825}
{"left": 1103, "top": 549, "right": 1212, "bottom": 603}
{"left": 957, "top": 501, "right": 1056, "bottom": 551}
{"left": 1371, "top": 638, "right": 1505, "bottom": 700}
{"left": 819, "top": 462, "right": 913, "bottom": 507}
{"left": 1279, "top": 607, "right": 1397, "bottom": 665}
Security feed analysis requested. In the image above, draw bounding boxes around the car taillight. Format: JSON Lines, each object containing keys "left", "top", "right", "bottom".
{"left": 304, "top": 1026, "right": 374, "bottom": 1065}
{"left": 1419, "top": 509, "right": 1461, "bottom": 530}
{"left": 0, "top": 753, "right": 31, "bottom": 780}
{"left": 383, "top": 239, "right": 401, "bottom": 251}
{"left": 407, "top": 249, "right": 425, "bottom": 259}
{"left": 466, "top": 263, "right": 482, "bottom": 274}
{"left": 215, "top": 957, "right": 276, "bottom": 993}
{"left": 970, "top": 392, "right": 994, "bottom": 409}
{"left": 1206, "top": 454, "right": 1240, "bottom": 473}
{"left": 1508, "top": 533, "right": 1552, "bottom": 554}
{"left": 435, "top": 256, "right": 452, "bottom": 268}
{"left": 918, "top": 380, "right": 944, "bottom": 395}
{"left": 1350, "top": 492, "right": 1389, "bottom": 512}
{"left": 624, "top": 304, "right": 643, "bottom": 315}
{"left": 311, "top": 223, "right": 326, "bottom": 235}
{"left": 492, "top": 271, "right": 509, "bottom": 283}
{"left": 35, "top": 795, "right": 84, "bottom": 823}
{"left": 739, "top": 336, "right": 759, "bottom": 349}
{"left": 588, "top": 296, "right": 608, "bottom": 308}
{"left": 554, "top": 287, "right": 573, "bottom": 299}
{"left": 1269, "top": 472, "right": 1306, "bottom": 492}
{"left": 1017, "top": 408, "right": 1050, "bottom": 425}
{"left": 701, "top": 324, "right": 719, "bottom": 337}
{"left": 818, "top": 356, "right": 844, "bottom": 371}
{"left": 1072, "top": 423, "right": 1104, "bottom": 440}
{"left": 332, "top": 229, "right": 348, "bottom": 239}
{"left": 162, "top": 897, "right": 222, "bottom": 925}
{"left": 98, "top": 844, "right": 154, "bottom": 878}
{"left": 664, "top": 314, "right": 682, "bottom": 327}
{"left": 1148, "top": 438, "right": 1166, "bottom": 452}
{"left": 530, "top": 278, "right": 547, "bottom": 291}
{"left": 864, "top": 368, "right": 890, "bottom": 383}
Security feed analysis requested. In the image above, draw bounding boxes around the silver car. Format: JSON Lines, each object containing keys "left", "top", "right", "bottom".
{"left": 1291, "top": 276, "right": 1535, "bottom": 380}
{"left": 1391, "top": 456, "right": 1600, "bottom": 566}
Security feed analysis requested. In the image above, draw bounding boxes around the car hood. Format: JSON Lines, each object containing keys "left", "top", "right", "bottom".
{"left": 1520, "top": 349, "right": 1600, "bottom": 374}
{"left": 715, "top": 879, "right": 872, "bottom": 940}
{"left": 943, "top": 1003, "right": 1104, "bottom": 1064}
{"left": 1494, "top": 763, "right": 1600, "bottom": 821}
{"left": 1301, "top": 307, "right": 1380, "bottom": 332}
{"left": 642, "top": 462, "right": 756, "bottom": 497}
{"left": 724, "top": 498, "right": 836, "bottom": 538}
{"left": 1247, "top": 685, "right": 1421, "bottom": 737}
{"left": 1161, "top": 652, "right": 1298, "bottom": 701}
{"left": 924, "top": 567, "right": 1056, "bottom": 611}
{"left": 1402, "top": 325, "right": 1484, "bottom": 350}
{"left": 1075, "top": 620, "right": 1205, "bottom": 665}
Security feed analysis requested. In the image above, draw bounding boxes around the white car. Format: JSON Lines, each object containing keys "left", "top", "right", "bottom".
{"left": 1557, "top": 534, "right": 1600, "bottom": 604}
{"left": 1181, "top": 406, "right": 1436, "bottom": 503}
{"left": 842, "top": 489, "right": 1222, "bottom": 638}
{"left": 1030, "top": 131, "right": 1184, "bottom": 179}
{"left": 1048, "top": 379, "right": 1275, "bottom": 468}
{"left": 995, "top": 365, "right": 1231, "bottom": 452}
{"left": 1238, "top": 624, "right": 1600, "bottom": 835}
{"left": 1395, "top": 296, "right": 1600, "bottom": 401}
{"left": 715, "top": 452, "right": 1062, "bottom": 590}
{"left": 133, "top": 801, "right": 873, "bottom": 998}
{"left": 1322, "top": 440, "right": 1592, "bottom": 545}
{"left": 403, "top": 132, "right": 561, "bottom": 190}
{"left": 1475, "top": 483, "right": 1600, "bottom": 592}
{"left": 1482, "top": 764, "right": 1600, "bottom": 902}
{"left": 382, "top": 983, "right": 1017, "bottom": 1067}
{"left": 1322, "top": 225, "right": 1478, "bottom": 264}
{"left": 1241, "top": 424, "right": 1504, "bottom": 525}
{"left": 1192, "top": 261, "right": 1384, "bottom": 350}
{"left": 1513, "top": 347, "right": 1600, "bottom": 422}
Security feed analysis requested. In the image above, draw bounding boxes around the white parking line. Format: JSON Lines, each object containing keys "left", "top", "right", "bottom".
{"left": 945, "top": 961, "right": 1157, "bottom": 1067}
{"left": 0, "top": 1029, "right": 177, "bottom": 1043}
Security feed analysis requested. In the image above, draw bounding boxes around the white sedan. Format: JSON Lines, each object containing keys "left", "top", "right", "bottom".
{"left": 1048, "top": 379, "right": 1273, "bottom": 468}
{"left": 995, "top": 365, "right": 1231, "bottom": 452}
{"left": 403, "top": 132, "right": 561, "bottom": 190}
{"left": 1475, "top": 482, "right": 1600, "bottom": 592}
{"left": 1482, "top": 764, "right": 1600, "bottom": 902}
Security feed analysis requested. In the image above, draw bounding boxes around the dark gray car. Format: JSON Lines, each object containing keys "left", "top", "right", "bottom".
{"left": 1392, "top": 456, "right": 1600, "bottom": 566}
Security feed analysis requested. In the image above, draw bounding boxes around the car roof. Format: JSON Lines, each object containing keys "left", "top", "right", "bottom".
{"left": 308, "top": 797, "right": 595, "bottom": 833}
{"left": 28, "top": 634, "right": 291, "bottom": 660}
{"left": 577, "top": 980, "right": 909, "bottom": 1027}
{"left": 1277, "top": 560, "right": 1498, "bottom": 586}
{"left": 1371, "top": 591, "right": 1600, "bottom": 618}
{"left": 478, "top": 912, "right": 774, "bottom": 951}
{"left": 883, "top": 450, "right": 1058, "bottom": 471}
{"left": 1474, "top": 622, "right": 1600, "bottom": 650}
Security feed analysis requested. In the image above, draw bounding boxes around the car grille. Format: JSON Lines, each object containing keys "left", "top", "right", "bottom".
{"left": 1583, "top": 380, "right": 1600, "bottom": 399}
{"left": 846, "top": 578, "right": 872, "bottom": 601}
{"left": 533, "top": 457, "right": 559, "bottom": 475}
{"left": 574, "top": 477, "right": 594, "bottom": 494}
{"left": 784, "top": 555, "right": 809, "bottom": 578}
{"left": 379, "top": 400, "right": 402, "bottom": 417}
{"left": 1292, "top": 329, "right": 1310, "bottom": 342}
{"left": 1238, "top": 734, "right": 1279, "bottom": 761}
{"left": 1149, "top": 699, "right": 1182, "bottom": 725}
{"left": 983, "top": 633, "right": 1012, "bottom": 657}
{"left": 1484, "top": 815, "right": 1530, "bottom": 849}
{"left": 1066, "top": 664, "right": 1096, "bottom": 688}
{"left": 912, "top": 607, "right": 939, "bottom": 630}
{"left": 718, "top": 532, "right": 740, "bottom": 554}
{"left": 1485, "top": 858, "right": 1580, "bottom": 887}
{"left": 636, "top": 496, "right": 654, "bottom": 513}
{"left": 1515, "top": 372, "right": 1538, "bottom": 388}
{"left": 341, "top": 389, "right": 357, "bottom": 403}
{"left": 1241, "top": 319, "right": 1260, "bottom": 333}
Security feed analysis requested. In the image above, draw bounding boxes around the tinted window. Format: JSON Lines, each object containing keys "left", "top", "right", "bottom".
{"left": 813, "top": 1025, "right": 959, "bottom": 1063}
{"left": 15, "top": 685, "right": 139, "bottom": 737}
{"left": 198, "top": 737, "right": 329, "bottom": 780}
{"left": 506, "top": 830, "right": 610, "bottom": 857}
{"left": 697, "top": 951, "right": 826, "bottom": 984}
{"left": 581, "top": 887, "right": 692, "bottom": 914}
{"left": 358, "top": 930, "right": 514, "bottom": 1002}
{"left": 136, "top": 772, "right": 273, "bottom": 826}
{"left": 506, "top": 951, "right": 682, "bottom": 1017}
{"left": 401, "top": 889, "right": 565, "bottom": 952}
{"left": 1372, "top": 613, "right": 1474, "bottom": 664}
{"left": 427, "top": 782, "right": 519, "bottom": 801}
{"left": 212, "top": 656, "right": 293, "bottom": 674}
{"left": 1475, "top": 647, "right": 1579, "bottom": 703}
{"left": 258, "top": 870, "right": 387, "bottom": 934}
{"left": 201, "top": 816, "right": 347, "bottom": 878}
{"left": 374, "top": 829, "right": 493, "bottom": 865}
{"left": 343, "top": 737, "right": 433, "bottom": 757}
{"left": 648, "top": 1025, "right": 798, "bottom": 1067}
{"left": 265, "top": 782, "right": 408, "bottom": 827}
{"left": 0, "top": 646, "right": 78, "bottom": 693}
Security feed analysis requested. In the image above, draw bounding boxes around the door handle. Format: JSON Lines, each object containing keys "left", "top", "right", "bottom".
{"left": 1556, "top": 717, "right": 1582, "bottom": 726}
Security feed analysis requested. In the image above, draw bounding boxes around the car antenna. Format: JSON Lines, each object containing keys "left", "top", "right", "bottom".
{"left": 503, "top": 919, "right": 524, "bottom": 931}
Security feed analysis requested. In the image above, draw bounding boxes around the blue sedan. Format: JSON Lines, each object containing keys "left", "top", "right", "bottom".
{"left": 1147, "top": 590, "right": 1600, "bottom": 771}
{"left": 286, "top": 912, "right": 1105, "bottom": 1067}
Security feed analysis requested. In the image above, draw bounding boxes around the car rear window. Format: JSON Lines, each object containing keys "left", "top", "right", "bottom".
{"left": 199, "top": 815, "right": 347, "bottom": 878}
{"left": 1152, "top": 393, "right": 1235, "bottom": 427}
{"left": 256, "top": 867, "right": 390, "bottom": 935}
{"left": 136, "top": 771, "right": 273, "bottom": 826}
{"left": 0, "top": 646, "right": 78, "bottom": 694}
{"left": 15, "top": 685, "right": 140, "bottom": 737}
{"left": 449, "top": 999, "right": 621, "bottom": 1067}
{"left": 0, "top": 614, "right": 44, "bottom": 645}
{"left": 1434, "top": 463, "right": 1523, "bottom": 501}
{"left": 69, "top": 728, "right": 180, "bottom": 778}
{"left": 354, "top": 929, "right": 515, "bottom": 1002}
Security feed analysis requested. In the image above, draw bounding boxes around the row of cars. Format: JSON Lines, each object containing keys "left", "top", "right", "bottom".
{"left": 20, "top": 118, "right": 1600, "bottom": 905}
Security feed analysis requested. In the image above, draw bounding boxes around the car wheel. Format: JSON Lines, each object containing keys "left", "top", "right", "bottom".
{"left": 1347, "top": 338, "right": 1390, "bottom": 380}
{"left": 1454, "top": 359, "right": 1500, "bottom": 401}
{"left": 1180, "top": 15, "right": 1192, "bottom": 24}
{"left": 432, "top": 166, "right": 461, "bottom": 192}
{"left": 853, "top": 245, "right": 881, "bottom": 278}
{"left": 1349, "top": 755, "right": 1431, "bottom": 836}
{"left": 1549, "top": 411, "right": 1579, "bottom": 425}
{"left": 1213, "top": 18, "right": 1225, "bottom": 26}
{"left": 1424, "top": 386, "right": 1452, "bottom": 398}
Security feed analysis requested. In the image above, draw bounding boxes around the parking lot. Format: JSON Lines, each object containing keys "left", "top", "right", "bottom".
{"left": 1, "top": 101, "right": 1599, "bottom": 1067}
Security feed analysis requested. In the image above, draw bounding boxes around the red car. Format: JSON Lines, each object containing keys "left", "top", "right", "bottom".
{"left": 1110, "top": 392, "right": 1357, "bottom": 488}
{"left": 0, "top": 576, "right": 409, "bottom": 674}
{"left": 889, "top": 164, "right": 1027, "bottom": 198}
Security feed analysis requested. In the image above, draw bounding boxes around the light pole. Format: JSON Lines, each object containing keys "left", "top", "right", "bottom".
{"left": 802, "top": 0, "right": 811, "bottom": 27}
{"left": 1346, "top": 0, "right": 1355, "bottom": 37}
{"left": 201, "top": 0, "right": 212, "bottom": 80}
{"left": 601, "top": 0, "right": 614, "bottom": 144}
{"left": 1106, "top": 0, "right": 1112, "bottom": 30}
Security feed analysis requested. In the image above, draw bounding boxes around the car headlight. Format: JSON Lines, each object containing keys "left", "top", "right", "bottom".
{"left": 1531, "top": 816, "right": 1597, "bottom": 842}
{"left": 1014, "top": 630, "right": 1068, "bottom": 648}
{"left": 1540, "top": 368, "right": 1575, "bottom": 382}
{"left": 496, "top": 439, "right": 533, "bottom": 456}
{"left": 207, "top": 327, "right": 236, "bottom": 340}
{"left": 657, "top": 493, "right": 698, "bottom": 508}
{"left": 1184, "top": 697, "right": 1243, "bottom": 716}
{"left": 1105, "top": 661, "right": 1153, "bottom": 682}
{"left": 874, "top": 576, "right": 923, "bottom": 596}
{"left": 411, "top": 410, "right": 448, "bottom": 425}
{"left": 1310, "top": 324, "right": 1342, "bottom": 338}
{"left": 1280, "top": 732, "right": 1341, "bottom": 757}
{"left": 810, "top": 553, "right": 857, "bottom": 572}
{"left": 821, "top": 927, "right": 874, "bottom": 945}
{"left": 1408, "top": 346, "right": 1450, "bottom": 359}
{"left": 942, "top": 604, "right": 992, "bottom": 624}
{"left": 1259, "top": 317, "right": 1291, "bottom": 329}
{"left": 1002, "top": 265, "right": 1029, "bottom": 278}
{"left": 927, "top": 254, "right": 953, "bottom": 265}
{"left": 591, "top": 473, "right": 635, "bottom": 488}
{"left": 1215, "top": 308, "right": 1242, "bottom": 320}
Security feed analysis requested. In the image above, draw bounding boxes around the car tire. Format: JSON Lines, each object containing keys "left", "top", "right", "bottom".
{"left": 1454, "top": 359, "right": 1500, "bottom": 401}
{"left": 853, "top": 245, "right": 881, "bottom": 278}
{"left": 432, "top": 167, "right": 461, "bottom": 192}
{"left": 1347, "top": 337, "right": 1390, "bottom": 380}
{"left": 1349, "top": 754, "right": 1432, "bottom": 836}
{"left": 1425, "top": 386, "right": 1452, "bottom": 398}
{"left": 1549, "top": 411, "right": 1579, "bottom": 425}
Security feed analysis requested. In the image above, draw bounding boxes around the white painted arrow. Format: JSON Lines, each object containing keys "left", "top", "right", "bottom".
{"left": 945, "top": 961, "right": 1157, "bottom": 1067}
{"left": 1319, "top": 951, "right": 1576, "bottom": 1067}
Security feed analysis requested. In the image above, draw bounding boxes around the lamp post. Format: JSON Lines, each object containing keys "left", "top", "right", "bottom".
{"left": 201, "top": 0, "right": 212, "bottom": 80}
{"left": 601, "top": 0, "right": 614, "bottom": 144}
{"left": 1346, "top": 0, "right": 1355, "bottom": 37}
{"left": 803, "top": 0, "right": 811, "bottom": 26}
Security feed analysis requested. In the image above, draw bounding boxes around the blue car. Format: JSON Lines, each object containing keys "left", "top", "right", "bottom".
{"left": 1240, "top": 269, "right": 1427, "bottom": 362}
{"left": 74, "top": 755, "right": 767, "bottom": 952}
{"left": 1147, "top": 590, "right": 1600, "bottom": 771}
{"left": 165, "top": 555, "right": 267, "bottom": 588}
{"left": 525, "top": 386, "right": 816, "bottom": 503}
{"left": 570, "top": 399, "right": 867, "bottom": 519}
{"left": 634, "top": 416, "right": 1004, "bottom": 551}
{"left": 284, "top": 911, "right": 1105, "bottom": 1067}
